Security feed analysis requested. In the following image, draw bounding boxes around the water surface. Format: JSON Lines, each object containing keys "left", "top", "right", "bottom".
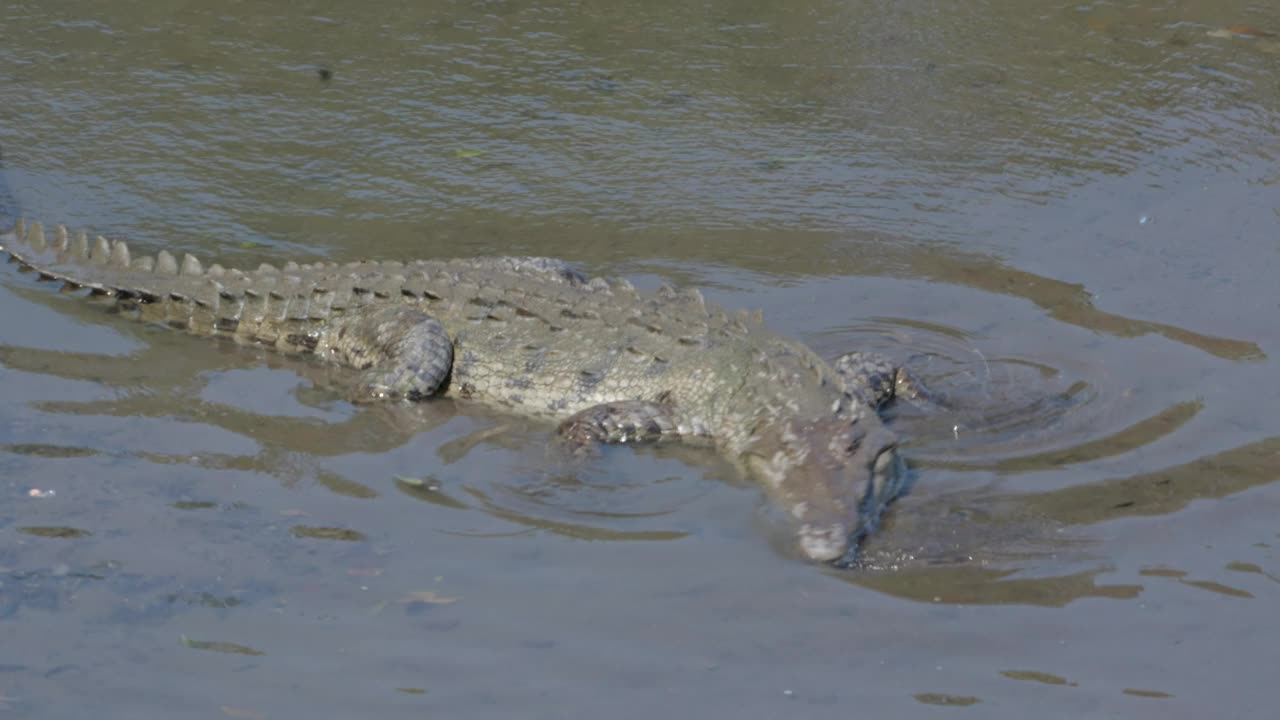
{"left": 1, "top": 0, "right": 1278, "bottom": 717}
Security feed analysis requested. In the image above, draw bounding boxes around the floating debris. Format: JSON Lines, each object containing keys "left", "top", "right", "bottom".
{"left": 1218, "top": 25, "right": 1275, "bottom": 37}
{"left": 180, "top": 635, "right": 265, "bottom": 656}
{"left": 401, "top": 590, "right": 460, "bottom": 606}
{"left": 290, "top": 526, "right": 366, "bottom": 541}
{"left": 394, "top": 475, "right": 438, "bottom": 490}
{"left": 914, "top": 693, "right": 981, "bottom": 707}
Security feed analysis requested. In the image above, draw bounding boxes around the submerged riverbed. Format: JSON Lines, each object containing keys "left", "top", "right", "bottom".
{"left": 1, "top": 1, "right": 1278, "bottom": 717}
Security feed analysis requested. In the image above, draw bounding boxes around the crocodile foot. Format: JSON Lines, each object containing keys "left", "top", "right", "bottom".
{"left": 556, "top": 399, "right": 699, "bottom": 456}
{"left": 331, "top": 306, "right": 455, "bottom": 402}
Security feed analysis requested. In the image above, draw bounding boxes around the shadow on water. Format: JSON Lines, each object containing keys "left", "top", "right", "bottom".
{"left": 0, "top": 222, "right": 1270, "bottom": 610}
{"left": 0, "top": 280, "right": 718, "bottom": 546}
{"left": 596, "top": 226, "right": 1263, "bottom": 362}
{"left": 847, "top": 432, "right": 1280, "bottom": 605}
{"left": 8, "top": 213, "right": 1264, "bottom": 366}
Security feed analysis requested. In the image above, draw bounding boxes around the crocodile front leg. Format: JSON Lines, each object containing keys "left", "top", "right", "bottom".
{"left": 832, "top": 351, "right": 931, "bottom": 409}
{"left": 557, "top": 400, "right": 703, "bottom": 453}
{"left": 323, "top": 305, "right": 454, "bottom": 402}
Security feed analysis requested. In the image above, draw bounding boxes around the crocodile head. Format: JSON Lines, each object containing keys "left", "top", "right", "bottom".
{"left": 747, "top": 417, "right": 906, "bottom": 564}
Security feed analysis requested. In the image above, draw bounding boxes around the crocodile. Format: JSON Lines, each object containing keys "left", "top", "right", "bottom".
{"left": 0, "top": 218, "right": 922, "bottom": 564}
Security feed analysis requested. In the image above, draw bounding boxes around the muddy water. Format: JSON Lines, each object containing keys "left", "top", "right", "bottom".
{"left": 1, "top": 0, "right": 1278, "bottom": 717}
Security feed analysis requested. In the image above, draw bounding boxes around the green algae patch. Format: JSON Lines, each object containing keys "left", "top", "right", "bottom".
{"left": 180, "top": 635, "right": 265, "bottom": 656}
{"left": 290, "top": 526, "right": 366, "bottom": 542}
{"left": 914, "top": 693, "right": 981, "bottom": 707}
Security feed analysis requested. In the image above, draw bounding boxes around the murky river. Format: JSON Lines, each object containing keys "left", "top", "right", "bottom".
{"left": 1, "top": 0, "right": 1278, "bottom": 717}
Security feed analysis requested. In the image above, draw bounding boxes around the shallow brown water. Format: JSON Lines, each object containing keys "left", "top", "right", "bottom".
{"left": 1, "top": 0, "right": 1278, "bottom": 717}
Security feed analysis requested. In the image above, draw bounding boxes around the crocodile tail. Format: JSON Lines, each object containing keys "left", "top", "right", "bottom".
{"left": 0, "top": 217, "right": 208, "bottom": 301}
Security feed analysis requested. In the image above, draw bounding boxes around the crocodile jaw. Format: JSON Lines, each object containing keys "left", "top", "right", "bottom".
{"left": 797, "top": 447, "right": 907, "bottom": 563}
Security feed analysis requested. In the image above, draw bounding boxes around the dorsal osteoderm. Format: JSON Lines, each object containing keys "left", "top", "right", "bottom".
{"left": 1, "top": 218, "right": 208, "bottom": 300}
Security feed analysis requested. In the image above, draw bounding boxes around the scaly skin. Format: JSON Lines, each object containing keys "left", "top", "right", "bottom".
{"left": 1, "top": 218, "right": 921, "bottom": 563}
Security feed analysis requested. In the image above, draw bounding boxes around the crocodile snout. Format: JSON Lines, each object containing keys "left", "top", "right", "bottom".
{"left": 794, "top": 440, "right": 906, "bottom": 565}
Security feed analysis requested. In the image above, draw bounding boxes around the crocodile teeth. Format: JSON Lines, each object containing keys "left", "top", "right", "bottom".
{"left": 132, "top": 256, "right": 155, "bottom": 272}
{"left": 109, "top": 240, "right": 131, "bottom": 268}
{"left": 12, "top": 217, "right": 25, "bottom": 239}
{"left": 257, "top": 263, "right": 278, "bottom": 274}
{"left": 52, "top": 224, "right": 68, "bottom": 252}
{"left": 155, "top": 250, "right": 179, "bottom": 275}
{"left": 180, "top": 253, "right": 203, "bottom": 276}
{"left": 90, "top": 235, "right": 111, "bottom": 264}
